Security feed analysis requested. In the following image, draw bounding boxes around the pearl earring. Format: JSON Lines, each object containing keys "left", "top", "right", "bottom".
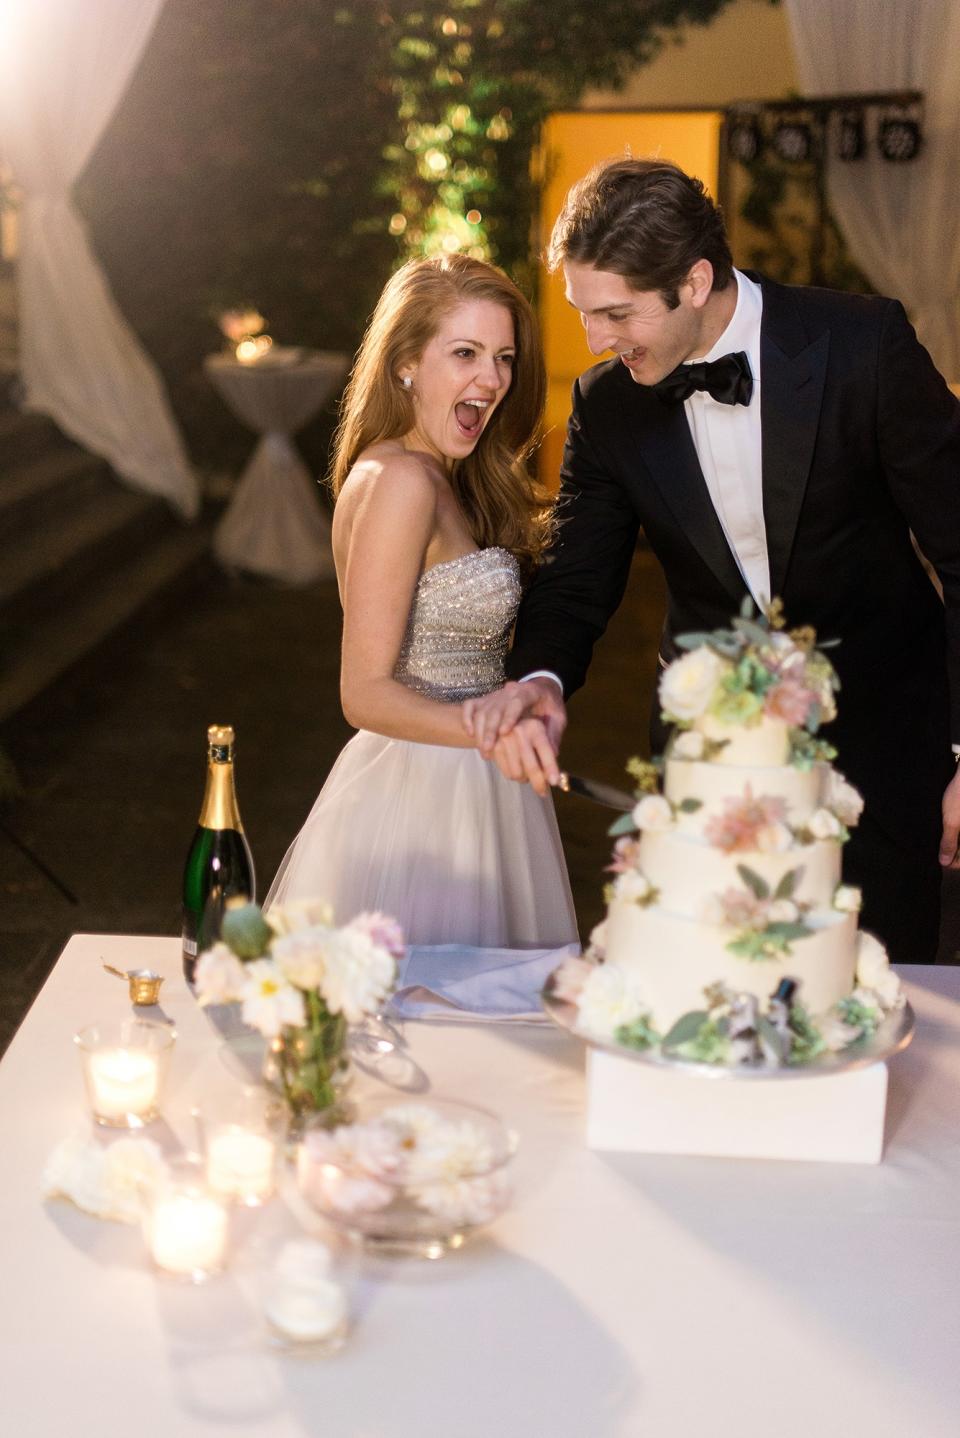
{"left": 402, "top": 375, "right": 413, "bottom": 390}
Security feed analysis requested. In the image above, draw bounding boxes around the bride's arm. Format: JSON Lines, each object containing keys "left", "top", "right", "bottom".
{"left": 337, "top": 455, "right": 481, "bottom": 747}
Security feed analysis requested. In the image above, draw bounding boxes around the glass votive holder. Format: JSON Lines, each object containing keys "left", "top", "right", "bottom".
{"left": 75, "top": 1020, "right": 176, "bottom": 1128}
{"left": 195, "top": 1086, "right": 285, "bottom": 1207}
{"left": 262, "top": 1237, "right": 349, "bottom": 1355}
{"left": 145, "top": 1165, "right": 229, "bottom": 1282}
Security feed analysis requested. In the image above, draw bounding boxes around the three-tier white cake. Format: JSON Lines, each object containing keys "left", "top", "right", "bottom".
{"left": 554, "top": 607, "right": 903, "bottom": 1067}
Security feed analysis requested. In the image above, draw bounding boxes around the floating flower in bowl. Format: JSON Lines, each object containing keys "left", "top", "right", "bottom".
{"left": 297, "top": 1097, "right": 517, "bottom": 1259}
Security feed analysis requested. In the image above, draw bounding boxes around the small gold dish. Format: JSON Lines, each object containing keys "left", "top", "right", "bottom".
{"left": 103, "top": 964, "right": 166, "bottom": 1006}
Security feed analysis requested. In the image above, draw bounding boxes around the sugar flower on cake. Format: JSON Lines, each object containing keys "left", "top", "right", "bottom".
{"left": 855, "top": 931, "right": 903, "bottom": 1010}
{"left": 575, "top": 963, "right": 650, "bottom": 1041}
{"left": 833, "top": 884, "right": 862, "bottom": 913}
{"left": 631, "top": 794, "right": 673, "bottom": 832}
{"left": 659, "top": 646, "right": 726, "bottom": 722}
{"left": 807, "top": 807, "right": 845, "bottom": 841}
{"left": 704, "top": 787, "right": 791, "bottom": 853}
{"left": 824, "top": 771, "right": 864, "bottom": 827}
{"left": 607, "top": 836, "right": 642, "bottom": 873}
{"left": 609, "top": 869, "right": 657, "bottom": 906}
{"left": 550, "top": 954, "right": 593, "bottom": 1004}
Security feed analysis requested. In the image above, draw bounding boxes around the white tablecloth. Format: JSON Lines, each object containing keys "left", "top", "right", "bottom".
{"left": 204, "top": 351, "right": 348, "bottom": 584}
{"left": 2, "top": 934, "right": 959, "bottom": 1438}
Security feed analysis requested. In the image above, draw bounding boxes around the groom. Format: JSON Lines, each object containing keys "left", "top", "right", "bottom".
{"left": 467, "top": 157, "right": 960, "bottom": 964}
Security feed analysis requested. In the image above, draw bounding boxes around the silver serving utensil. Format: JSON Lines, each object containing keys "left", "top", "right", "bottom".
{"left": 556, "top": 772, "right": 635, "bottom": 813}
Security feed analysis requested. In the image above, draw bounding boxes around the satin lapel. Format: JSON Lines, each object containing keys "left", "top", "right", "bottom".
{"left": 623, "top": 382, "right": 745, "bottom": 602}
{"left": 759, "top": 288, "right": 830, "bottom": 600}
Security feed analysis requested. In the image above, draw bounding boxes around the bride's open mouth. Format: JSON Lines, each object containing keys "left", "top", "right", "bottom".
{"left": 455, "top": 398, "right": 491, "bottom": 439}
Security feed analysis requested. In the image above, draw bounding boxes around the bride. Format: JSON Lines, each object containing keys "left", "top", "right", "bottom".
{"left": 265, "top": 253, "right": 578, "bottom": 948}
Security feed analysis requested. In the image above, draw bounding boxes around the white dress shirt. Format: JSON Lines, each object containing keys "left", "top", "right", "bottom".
{"left": 684, "top": 268, "right": 768, "bottom": 607}
{"left": 524, "top": 269, "right": 768, "bottom": 696}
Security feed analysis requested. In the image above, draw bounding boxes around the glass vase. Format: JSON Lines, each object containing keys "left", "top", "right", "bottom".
{"left": 264, "top": 1011, "right": 353, "bottom": 1140}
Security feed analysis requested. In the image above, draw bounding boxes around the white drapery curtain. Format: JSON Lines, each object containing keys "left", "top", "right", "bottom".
{"left": 0, "top": 0, "right": 198, "bottom": 517}
{"left": 784, "top": 0, "right": 960, "bottom": 381}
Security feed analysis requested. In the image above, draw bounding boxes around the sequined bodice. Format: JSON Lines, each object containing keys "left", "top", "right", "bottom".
{"left": 394, "top": 547, "right": 521, "bottom": 702}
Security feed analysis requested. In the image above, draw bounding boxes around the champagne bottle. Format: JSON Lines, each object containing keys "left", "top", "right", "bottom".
{"left": 182, "top": 724, "right": 255, "bottom": 986}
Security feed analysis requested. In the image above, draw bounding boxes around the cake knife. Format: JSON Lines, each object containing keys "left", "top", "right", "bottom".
{"left": 556, "top": 772, "right": 635, "bottom": 813}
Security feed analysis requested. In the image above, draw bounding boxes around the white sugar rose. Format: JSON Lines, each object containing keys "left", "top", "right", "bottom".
{"left": 576, "top": 965, "right": 649, "bottom": 1041}
{"left": 808, "top": 807, "right": 843, "bottom": 840}
{"left": 755, "top": 822, "right": 794, "bottom": 854}
{"left": 631, "top": 795, "right": 673, "bottom": 832}
{"left": 834, "top": 884, "right": 862, "bottom": 913}
{"left": 856, "top": 932, "right": 902, "bottom": 1009}
{"left": 586, "top": 920, "right": 608, "bottom": 960}
{"left": 825, "top": 772, "right": 864, "bottom": 827}
{"left": 659, "top": 647, "right": 726, "bottom": 722}
{"left": 613, "top": 870, "right": 651, "bottom": 904}
{"left": 767, "top": 898, "right": 800, "bottom": 924}
{"left": 672, "top": 730, "right": 705, "bottom": 760}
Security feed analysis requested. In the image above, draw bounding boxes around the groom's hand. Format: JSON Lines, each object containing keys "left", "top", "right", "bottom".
{"left": 489, "top": 718, "right": 561, "bottom": 797}
{"left": 462, "top": 677, "right": 567, "bottom": 756}
{"left": 940, "top": 765, "right": 960, "bottom": 867}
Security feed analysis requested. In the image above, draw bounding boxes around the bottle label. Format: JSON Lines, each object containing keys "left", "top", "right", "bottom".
{"left": 183, "top": 937, "right": 198, "bottom": 957}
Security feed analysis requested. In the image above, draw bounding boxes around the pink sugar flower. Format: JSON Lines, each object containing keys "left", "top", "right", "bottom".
{"left": 719, "top": 887, "right": 769, "bottom": 929}
{"left": 704, "top": 787, "right": 789, "bottom": 853}
{"left": 764, "top": 678, "right": 816, "bottom": 725}
{"left": 607, "top": 837, "right": 642, "bottom": 874}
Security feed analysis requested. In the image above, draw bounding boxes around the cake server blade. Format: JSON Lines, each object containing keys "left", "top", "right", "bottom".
{"left": 557, "top": 772, "right": 635, "bottom": 813}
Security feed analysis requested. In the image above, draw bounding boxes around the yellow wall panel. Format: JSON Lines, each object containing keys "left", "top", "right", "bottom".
{"left": 537, "top": 111, "right": 722, "bottom": 485}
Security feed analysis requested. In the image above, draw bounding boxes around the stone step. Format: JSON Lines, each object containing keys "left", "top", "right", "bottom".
{"left": 0, "top": 480, "right": 170, "bottom": 625}
{"left": 0, "top": 446, "right": 110, "bottom": 542}
{"left": 0, "top": 521, "right": 212, "bottom": 722}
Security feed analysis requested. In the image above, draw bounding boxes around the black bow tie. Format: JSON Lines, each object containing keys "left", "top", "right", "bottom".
{"left": 653, "top": 350, "right": 753, "bottom": 406}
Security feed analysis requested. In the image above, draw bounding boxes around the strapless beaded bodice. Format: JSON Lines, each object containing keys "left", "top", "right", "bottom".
{"left": 394, "top": 547, "right": 521, "bottom": 702}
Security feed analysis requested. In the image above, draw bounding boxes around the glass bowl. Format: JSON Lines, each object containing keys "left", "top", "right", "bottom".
{"left": 296, "top": 1096, "right": 517, "bottom": 1259}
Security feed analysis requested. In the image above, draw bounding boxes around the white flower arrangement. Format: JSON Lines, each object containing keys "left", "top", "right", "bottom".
{"left": 43, "top": 1134, "right": 168, "bottom": 1223}
{"left": 194, "top": 902, "right": 402, "bottom": 1039}
{"left": 299, "top": 1104, "right": 510, "bottom": 1227}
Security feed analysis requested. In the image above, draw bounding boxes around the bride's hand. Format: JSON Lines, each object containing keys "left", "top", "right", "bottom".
{"left": 487, "top": 717, "right": 561, "bottom": 797}
{"left": 462, "top": 677, "right": 567, "bottom": 757}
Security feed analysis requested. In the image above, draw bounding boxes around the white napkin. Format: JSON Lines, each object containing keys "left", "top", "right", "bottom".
{"left": 389, "top": 944, "right": 580, "bottom": 1024}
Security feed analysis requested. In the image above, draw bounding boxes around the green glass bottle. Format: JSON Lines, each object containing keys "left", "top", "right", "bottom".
{"left": 182, "top": 724, "right": 255, "bottom": 987}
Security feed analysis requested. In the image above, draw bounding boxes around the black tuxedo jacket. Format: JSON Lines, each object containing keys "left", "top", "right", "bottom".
{"left": 508, "top": 274, "right": 960, "bottom": 845}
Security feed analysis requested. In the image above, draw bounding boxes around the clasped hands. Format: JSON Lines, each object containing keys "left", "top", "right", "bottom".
{"left": 462, "top": 678, "right": 566, "bottom": 797}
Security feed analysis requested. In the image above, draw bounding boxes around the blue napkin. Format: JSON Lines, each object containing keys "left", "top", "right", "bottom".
{"left": 389, "top": 943, "right": 580, "bottom": 1023}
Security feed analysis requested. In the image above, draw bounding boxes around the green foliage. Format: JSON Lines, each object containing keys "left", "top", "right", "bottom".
{"left": 614, "top": 1014, "right": 660, "bottom": 1051}
{"left": 378, "top": 0, "right": 734, "bottom": 289}
{"left": 786, "top": 1002, "right": 826, "bottom": 1064}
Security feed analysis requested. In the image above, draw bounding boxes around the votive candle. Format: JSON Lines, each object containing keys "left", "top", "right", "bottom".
{"left": 150, "top": 1190, "right": 228, "bottom": 1279}
{"left": 88, "top": 1047, "right": 160, "bottom": 1124}
{"left": 206, "top": 1127, "right": 276, "bottom": 1205}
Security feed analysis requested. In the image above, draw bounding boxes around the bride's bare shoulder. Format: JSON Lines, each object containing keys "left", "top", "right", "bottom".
{"left": 338, "top": 444, "right": 441, "bottom": 514}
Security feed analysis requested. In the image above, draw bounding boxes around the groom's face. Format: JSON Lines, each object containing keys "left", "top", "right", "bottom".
{"left": 563, "top": 261, "right": 706, "bottom": 386}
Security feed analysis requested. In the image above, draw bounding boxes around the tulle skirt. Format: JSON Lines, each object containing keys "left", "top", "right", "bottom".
{"left": 265, "top": 730, "right": 579, "bottom": 949}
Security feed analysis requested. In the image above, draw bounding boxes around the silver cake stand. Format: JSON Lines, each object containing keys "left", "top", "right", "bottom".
{"left": 542, "top": 976, "right": 915, "bottom": 1081}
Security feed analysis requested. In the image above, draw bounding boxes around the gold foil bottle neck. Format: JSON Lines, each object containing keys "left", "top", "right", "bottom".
{"left": 198, "top": 726, "right": 243, "bottom": 830}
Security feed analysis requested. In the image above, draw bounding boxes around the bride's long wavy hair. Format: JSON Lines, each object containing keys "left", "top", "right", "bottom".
{"left": 330, "top": 253, "right": 553, "bottom": 571}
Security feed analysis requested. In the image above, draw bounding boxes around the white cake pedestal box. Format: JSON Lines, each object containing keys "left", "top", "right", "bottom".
{"left": 585, "top": 1048, "right": 889, "bottom": 1164}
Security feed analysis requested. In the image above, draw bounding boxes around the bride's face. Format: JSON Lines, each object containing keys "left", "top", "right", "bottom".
{"left": 400, "top": 299, "right": 515, "bottom": 468}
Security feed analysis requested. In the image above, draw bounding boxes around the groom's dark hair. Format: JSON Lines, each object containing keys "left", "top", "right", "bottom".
{"left": 547, "top": 157, "right": 734, "bottom": 309}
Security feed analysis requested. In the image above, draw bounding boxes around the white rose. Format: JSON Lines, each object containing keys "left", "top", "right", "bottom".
{"left": 808, "top": 807, "right": 843, "bottom": 840}
{"left": 586, "top": 920, "right": 607, "bottom": 959}
{"left": 613, "top": 870, "right": 651, "bottom": 904}
{"left": 672, "top": 730, "right": 705, "bottom": 760}
{"left": 767, "top": 898, "right": 799, "bottom": 924}
{"left": 273, "top": 928, "right": 328, "bottom": 990}
{"left": 268, "top": 898, "right": 335, "bottom": 936}
{"left": 631, "top": 795, "right": 673, "bottom": 832}
{"left": 834, "top": 884, "right": 862, "bottom": 913}
{"left": 855, "top": 931, "right": 890, "bottom": 988}
{"left": 576, "top": 965, "right": 649, "bottom": 1041}
{"left": 755, "top": 822, "right": 794, "bottom": 854}
{"left": 658, "top": 647, "right": 726, "bottom": 722}
{"left": 825, "top": 772, "right": 864, "bottom": 827}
